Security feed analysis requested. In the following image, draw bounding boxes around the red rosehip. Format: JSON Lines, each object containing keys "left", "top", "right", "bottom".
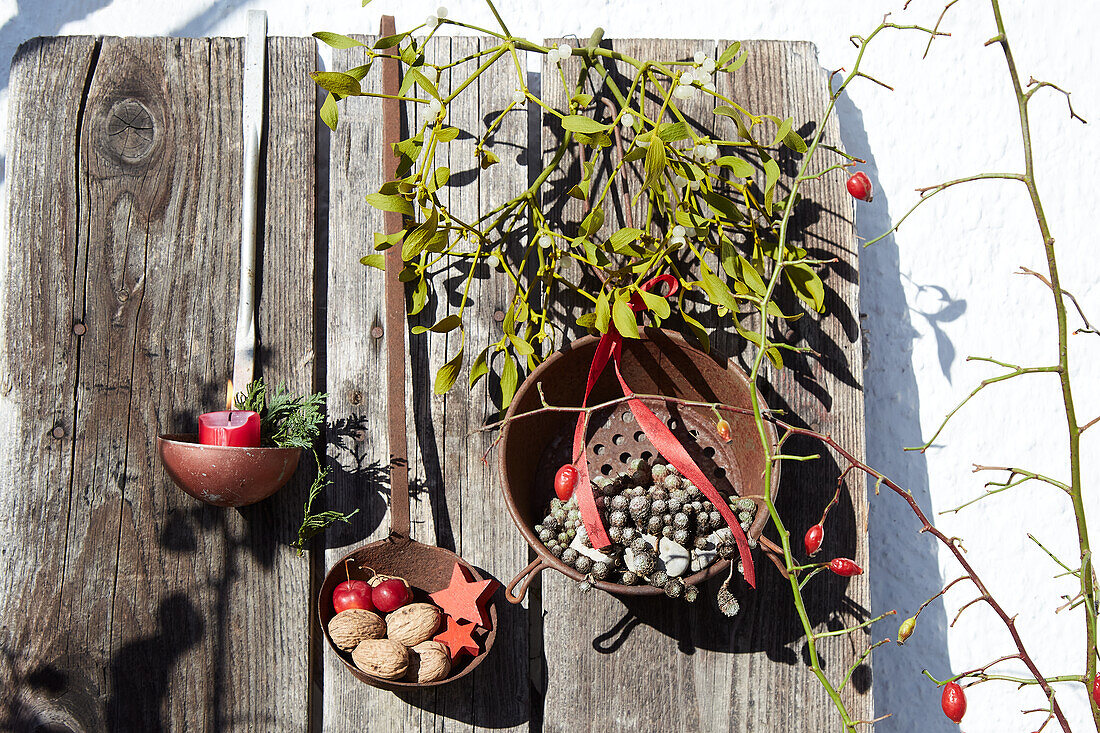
{"left": 554, "top": 465, "right": 578, "bottom": 501}
{"left": 716, "top": 418, "right": 732, "bottom": 442}
{"left": 828, "top": 557, "right": 863, "bottom": 577}
{"left": 846, "top": 171, "right": 874, "bottom": 202}
{"left": 804, "top": 524, "right": 824, "bottom": 556}
{"left": 1092, "top": 673, "right": 1100, "bottom": 707}
{"left": 372, "top": 577, "right": 411, "bottom": 613}
{"left": 332, "top": 579, "right": 375, "bottom": 613}
{"left": 941, "top": 681, "right": 966, "bottom": 723}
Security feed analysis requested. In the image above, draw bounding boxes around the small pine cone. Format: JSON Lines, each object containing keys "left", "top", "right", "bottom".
{"left": 620, "top": 570, "right": 639, "bottom": 585}
{"left": 628, "top": 457, "right": 647, "bottom": 473}
{"left": 543, "top": 516, "right": 561, "bottom": 532}
{"left": 610, "top": 494, "right": 629, "bottom": 511}
{"left": 667, "top": 464, "right": 681, "bottom": 477}
{"left": 650, "top": 499, "right": 668, "bottom": 516}
{"left": 651, "top": 463, "right": 670, "bottom": 481}
{"left": 690, "top": 501, "right": 704, "bottom": 514}
{"left": 609, "top": 511, "right": 628, "bottom": 528}
{"left": 574, "top": 555, "right": 593, "bottom": 574}
{"left": 607, "top": 525, "right": 623, "bottom": 543}
{"left": 673, "top": 513, "right": 690, "bottom": 530}
{"left": 538, "top": 528, "right": 553, "bottom": 543}
{"left": 651, "top": 488, "right": 668, "bottom": 501}
{"left": 717, "top": 585, "right": 740, "bottom": 617}
{"left": 592, "top": 476, "right": 610, "bottom": 490}
{"left": 667, "top": 498, "right": 683, "bottom": 514}
{"left": 663, "top": 577, "right": 685, "bottom": 598}
{"left": 629, "top": 495, "right": 651, "bottom": 517}
{"left": 661, "top": 526, "right": 673, "bottom": 538}
{"left": 634, "top": 553, "right": 656, "bottom": 576}
{"left": 709, "top": 511, "right": 723, "bottom": 529}
{"left": 686, "top": 485, "right": 701, "bottom": 499}
{"left": 650, "top": 570, "right": 669, "bottom": 588}
{"left": 561, "top": 548, "right": 579, "bottom": 566}
{"left": 702, "top": 500, "right": 714, "bottom": 512}
{"left": 672, "top": 528, "right": 690, "bottom": 546}
{"left": 646, "top": 516, "right": 663, "bottom": 535}
{"left": 693, "top": 535, "right": 710, "bottom": 549}
{"left": 716, "top": 542, "right": 736, "bottom": 559}
{"left": 550, "top": 544, "right": 564, "bottom": 558}
{"left": 550, "top": 497, "right": 562, "bottom": 511}
{"left": 737, "top": 497, "right": 756, "bottom": 512}
{"left": 662, "top": 474, "right": 683, "bottom": 491}
{"left": 748, "top": 537, "right": 758, "bottom": 549}
{"left": 738, "top": 511, "right": 752, "bottom": 523}
{"left": 630, "top": 537, "right": 650, "bottom": 555}
{"left": 620, "top": 526, "right": 638, "bottom": 543}
{"left": 695, "top": 513, "right": 709, "bottom": 531}
{"left": 557, "top": 532, "right": 569, "bottom": 544}
{"left": 683, "top": 584, "right": 700, "bottom": 603}
{"left": 591, "top": 561, "right": 611, "bottom": 581}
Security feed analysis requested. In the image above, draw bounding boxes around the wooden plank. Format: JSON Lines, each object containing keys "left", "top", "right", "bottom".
{"left": 0, "top": 34, "right": 101, "bottom": 731}
{"left": 538, "top": 39, "right": 870, "bottom": 730}
{"left": 323, "top": 34, "right": 530, "bottom": 732}
{"left": 0, "top": 36, "right": 313, "bottom": 731}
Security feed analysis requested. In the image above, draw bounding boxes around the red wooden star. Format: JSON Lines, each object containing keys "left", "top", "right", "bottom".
{"left": 433, "top": 615, "right": 480, "bottom": 661}
{"left": 429, "top": 562, "right": 497, "bottom": 627}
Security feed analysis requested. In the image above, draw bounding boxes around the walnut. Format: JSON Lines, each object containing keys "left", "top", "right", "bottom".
{"left": 385, "top": 602, "right": 442, "bottom": 646}
{"left": 351, "top": 638, "right": 409, "bottom": 680}
{"left": 327, "top": 609, "right": 385, "bottom": 651}
{"left": 405, "top": 640, "right": 451, "bottom": 683}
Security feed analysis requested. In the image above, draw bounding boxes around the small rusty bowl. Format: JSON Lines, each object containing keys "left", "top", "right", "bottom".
{"left": 157, "top": 434, "right": 301, "bottom": 507}
{"left": 318, "top": 539, "right": 498, "bottom": 690}
{"left": 499, "top": 328, "right": 780, "bottom": 600}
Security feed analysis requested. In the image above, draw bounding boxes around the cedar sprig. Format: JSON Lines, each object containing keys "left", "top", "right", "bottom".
{"left": 236, "top": 378, "right": 326, "bottom": 449}
{"left": 294, "top": 451, "right": 358, "bottom": 555}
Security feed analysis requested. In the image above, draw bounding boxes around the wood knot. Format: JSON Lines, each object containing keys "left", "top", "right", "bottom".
{"left": 106, "top": 99, "right": 156, "bottom": 161}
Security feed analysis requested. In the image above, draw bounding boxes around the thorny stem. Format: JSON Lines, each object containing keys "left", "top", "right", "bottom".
{"left": 988, "top": 1, "right": 1097, "bottom": 726}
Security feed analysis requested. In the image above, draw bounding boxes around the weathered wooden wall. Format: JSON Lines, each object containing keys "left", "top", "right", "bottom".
{"left": 0, "top": 33, "right": 868, "bottom": 732}
{"left": 0, "top": 35, "right": 314, "bottom": 731}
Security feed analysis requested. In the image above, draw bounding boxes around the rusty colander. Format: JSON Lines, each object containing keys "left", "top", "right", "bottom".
{"left": 499, "top": 328, "right": 781, "bottom": 601}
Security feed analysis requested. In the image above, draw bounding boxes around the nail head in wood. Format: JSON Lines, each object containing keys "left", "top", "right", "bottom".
{"left": 51, "top": 426, "right": 66, "bottom": 439}
{"left": 72, "top": 322, "right": 86, "bottom": 336}
{"left": 493, "top": 310, "right": 505, "bottom": 322}
{"left": 371, "top": 326, "right": 384, "bottom": 339}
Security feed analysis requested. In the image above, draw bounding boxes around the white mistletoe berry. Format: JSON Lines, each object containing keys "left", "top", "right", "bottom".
{"left": 693, "top": 50, "right": 707, "bottom": 64}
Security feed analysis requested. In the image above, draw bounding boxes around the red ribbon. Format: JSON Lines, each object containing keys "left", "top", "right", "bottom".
{"left": 570, "top": 274, "right": 756, "bottom": 588}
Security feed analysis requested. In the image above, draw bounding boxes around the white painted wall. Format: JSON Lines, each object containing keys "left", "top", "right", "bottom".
{"left": 2, "top": 1, "right": 1097, "bottom": 730}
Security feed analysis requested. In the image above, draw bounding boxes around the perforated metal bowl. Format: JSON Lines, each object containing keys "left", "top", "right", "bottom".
{"left": 499, "top": 328, "right": 779, "bottom": 600}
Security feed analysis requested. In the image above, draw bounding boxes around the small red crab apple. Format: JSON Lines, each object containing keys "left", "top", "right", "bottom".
{"left": 1092, "top": 673, "right": 1100, "bottom": 707}
{"left": 940, "top": 681, "right": 966, "bottom": 723}
{"left": 846, "top": 171, "right": 874, "bottom": 202}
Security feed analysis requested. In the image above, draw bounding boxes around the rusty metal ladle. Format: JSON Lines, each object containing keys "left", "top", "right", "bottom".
{"left": 315, "top": 16, "right": 497, "bottom": 690}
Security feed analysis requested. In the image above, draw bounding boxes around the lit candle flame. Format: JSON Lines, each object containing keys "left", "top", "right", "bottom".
{"left": 225, "top": 379, "right": 235, "bottom": 411}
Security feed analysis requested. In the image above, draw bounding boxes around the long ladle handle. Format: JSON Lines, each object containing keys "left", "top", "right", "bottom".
{"left": 380, "top": 15, "right": 410, "bottom": 540}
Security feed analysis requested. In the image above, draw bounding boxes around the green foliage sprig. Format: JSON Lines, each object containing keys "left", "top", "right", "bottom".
{"left": 313, "top": 4, "right": 832, "bottom": 403}
{"left": 236, "top": 379, "right": 327, "bottom": 449}
{"left": 236, "top": 378, "right": 357, "bottom": 552}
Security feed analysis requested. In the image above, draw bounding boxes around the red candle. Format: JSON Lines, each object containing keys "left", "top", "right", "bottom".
{"left": 198, "top": 410, "right": 261, "bottom": 447}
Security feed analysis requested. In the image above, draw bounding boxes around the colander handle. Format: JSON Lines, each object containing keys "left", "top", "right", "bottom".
{"left": 504, "top": 557, "right": 548, "bottom": 604}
